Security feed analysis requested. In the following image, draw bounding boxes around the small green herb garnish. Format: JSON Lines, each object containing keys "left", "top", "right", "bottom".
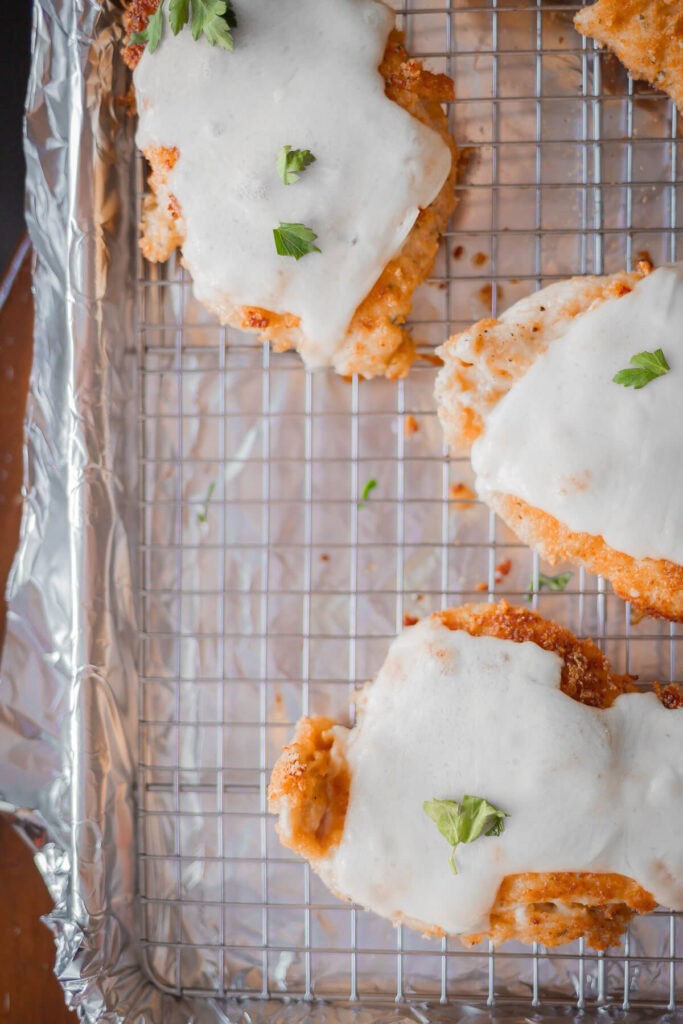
{"left": 357, "top": 478, "right": 377, "bottom": 508}
{"left": 423, "top": 796, "right": 508, "bottom": 875}
{"left": 130, "top": 0, "right": 236, "bottom": 54}
{"left": 273, "top": 222, "right": 321, "bottom": 260}
{"left": 525, "top": 571, "right": 572, "bottom": 601}
{"left": 277, "top": 146, "right": 316, "bottom": 186}
{"left": 613, "top": 348, "right": 670, "bottom": 390}
{"left": 197, "top": 481, "right": 216, "bottom": 524}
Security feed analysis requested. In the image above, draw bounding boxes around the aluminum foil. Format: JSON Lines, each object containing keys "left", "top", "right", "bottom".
{"left": 3, "top": 0, "right": 681, "bottom": 1021}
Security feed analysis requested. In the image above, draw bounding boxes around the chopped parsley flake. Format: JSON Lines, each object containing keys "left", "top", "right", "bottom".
{"left": 525, "top": 571, "right": 573, "bottom": 600}
{"left": 273, "top": 222, "right": 321, "bottom": 260}
{"left": 130, "top": 0, "right": 236, "bottom": 53}
{"left": 277, "top": 146, "right": 316, "bottom": 185}
{"left": 613, "top": 348, "right": 670, "bottom": 390}
{"left": 424, "top": 796, "right": 508, "bottom": 875}
{"left": 358, "top": 478, "right": 378, "bottom": 508}
{"left": 197, "top": 481, "right": 216, "bottom": 524}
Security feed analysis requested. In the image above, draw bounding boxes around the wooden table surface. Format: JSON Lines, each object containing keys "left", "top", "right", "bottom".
{"left": 0, "top": 243, "right": 76, "bottom": 1022}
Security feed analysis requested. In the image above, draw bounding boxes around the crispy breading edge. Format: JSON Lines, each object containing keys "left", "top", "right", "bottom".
{"left": 434, "top": 270, "right": 645, "bottom": 453}
{"left": 574, "top": 0, "right": 683, "bottom": 114}
{"left": 268, "top": 601, "right": 673, "bottom": 950}
{"left": 122, "top": 3, "right": 458, "bottom": 378}
{"left": 488, "top": 492, "right": 683, "bottom": 624}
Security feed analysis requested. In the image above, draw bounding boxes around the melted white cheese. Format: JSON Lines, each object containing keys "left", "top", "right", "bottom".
{"left": 471, "top": 264, "right": 683, "bottom": 565}
{"left": 133, "top": 0, "right": 452, "bottom": 366}
{"left": 320, "top": 618, "right": 683, "bottom": 935}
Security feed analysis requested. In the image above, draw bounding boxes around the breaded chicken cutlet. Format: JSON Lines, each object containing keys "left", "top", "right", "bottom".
{"left": 435, "top": 263, "right": 683, "bottom": 622}
{"left": 123, "top": 0, "right": 458, "bottom": 378}
{"left": 269, "top": 602, "right": 683, "bottom": 950}
{"left": 575, "top": 0, "right": 683, "bottom": 113}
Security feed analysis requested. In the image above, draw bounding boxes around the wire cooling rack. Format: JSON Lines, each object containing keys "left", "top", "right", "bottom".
{"left": 136, "top": 0, "right": 683, "bottom": 1014}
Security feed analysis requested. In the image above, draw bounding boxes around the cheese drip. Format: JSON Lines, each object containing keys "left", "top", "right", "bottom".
{"left": 471, "top": 263, "right": 683, "bottom": 565}
{"left": 133, "top": 0, "right": 452, "bottom": 366}
{"left": 319, "top": 619, "right": 683, "bottom": 935}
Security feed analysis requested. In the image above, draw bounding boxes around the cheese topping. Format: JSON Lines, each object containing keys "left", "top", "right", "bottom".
{"left": 471, "top": 263, "right": 683, "bottom": 565}
{"left": 133, "top": 0, "right": 452, "bottom": 366}
{"left": 320, "top": 618, "right": 683, "bottom": 935}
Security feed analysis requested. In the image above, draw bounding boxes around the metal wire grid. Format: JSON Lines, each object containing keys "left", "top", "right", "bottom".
{"left": 136, "top": 0, "right": 683, "bottom": 1012}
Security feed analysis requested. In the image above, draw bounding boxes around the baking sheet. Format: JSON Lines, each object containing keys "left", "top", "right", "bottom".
{"left": 2, "top": 0, "right": 682, "bottom": 1020}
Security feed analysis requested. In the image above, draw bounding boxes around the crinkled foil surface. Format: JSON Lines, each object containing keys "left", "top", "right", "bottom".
{"left": 3, "top": 0, "right": 682, "bottom": 1021}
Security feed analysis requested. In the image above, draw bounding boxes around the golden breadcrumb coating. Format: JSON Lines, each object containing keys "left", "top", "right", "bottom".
{"left": 435, "top": 602, "right": 635, "bottom": 709}
{"left": 463, "top": 872, "right": 654, "bottom": 950}
{"left": 268, "top": 716, "right": 350, "bottom": 862}
{"left": 123, "top": 4, "right": 458, "bottom": 378}
{"left": 435, "top": 269, "right": 645, "bottom": 453}
{"left": 268, "top": 601, "right": 674, "bottom": 951}
{"left": 575, "top": 0, "right": 683, "bottom": 113}
{"left": 435, "top": 264, "right": 683, "bottom": 622}
{"left": 487, "top": 492, "right": 683, "bottom": 624}
{"left": 137, "top": 145, "right": 185, "bottom": 263}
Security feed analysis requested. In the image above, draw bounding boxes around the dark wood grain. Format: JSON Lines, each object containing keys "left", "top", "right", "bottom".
{"left": 0, "top": 242, "right": 76, "bottom": 1022}
{"left": 0, "top": 817, "right": 75, "bottom": 1022}
{"left": 0, "top": 246, "right": 32, "bottom": 646}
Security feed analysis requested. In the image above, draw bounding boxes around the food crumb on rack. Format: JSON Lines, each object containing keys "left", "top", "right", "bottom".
{"left": 453, "top": 245, "right": 464, "bottom": 260}
{"left": 472, "top": 252, "right": 488, "bottom": 266}
{"left": 475, "top": 581, "right": 488, "bottom": 592}
{"left": 403, "top": 613, "right": 419, "bottom": 626}
{"left": 320, "top": 553, "right": 329, "bottom": 562}
{"left": 313, "top": 909, "right": 339, "bottom": 939}
{"left": 478, "top": 282, "right": 504, "bottom": 309}
{"left": 404, "top": 415, "right": 420, "bottom": 437}
{"left": 495, "top": 558, "right": 512, "bottom": 584}
{"left": 270, "top": 687, "right": 289, "bottom": 724}
{"left": 450, "top": 481, "right": 476, "bottom": 502}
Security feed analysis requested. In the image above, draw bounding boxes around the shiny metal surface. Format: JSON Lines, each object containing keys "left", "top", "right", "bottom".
{"left": 2, "top": 0, "right": 682, "bottom": 1020}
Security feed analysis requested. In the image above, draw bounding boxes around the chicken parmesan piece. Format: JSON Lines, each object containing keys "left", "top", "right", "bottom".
{"left": 268, "top": 602, "right": 683, "bottom": 946}
{"left": 270, "top": 603, "right": 683, "bottom": 950}
{"left": 123, "top": 0, "right": 457, "bottom": 378}
{"left": 575, "top": 0, "right": 683, "bottom": 113}
{"left": 435, "top": 263, "right": 683, "bottom": 622}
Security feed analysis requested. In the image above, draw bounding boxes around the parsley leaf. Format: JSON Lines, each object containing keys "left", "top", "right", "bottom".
{"left": 191, "top": 0, "right": 235, "bottom": 48}
{"left": 277, "top": 145, "right": 316, "bottom": 185}
{"left": 130, "top": 1, "right": 165, "bottom": 52}
{"left": 613, "top": 348, "right": 670, "bottom": 390}
{"left": 525, "top": 571, "right": 572, "bottom": 601}
{"left": 130, "top": 0, "right": 236, "bottom": 51}
{"left": 358, "top": 478, "right": 377, "bottom": 508}
{"left": 168, "top": 0, "right": 190, "bottom": 34}
{"left": 197, "top": 481, "right": 216, "bottom": 524}
{"left": 273, "top": 222, "right": 321, "bottom": 260}
{"left": 423, "top": 796, "right": 508, "bottom": 875}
